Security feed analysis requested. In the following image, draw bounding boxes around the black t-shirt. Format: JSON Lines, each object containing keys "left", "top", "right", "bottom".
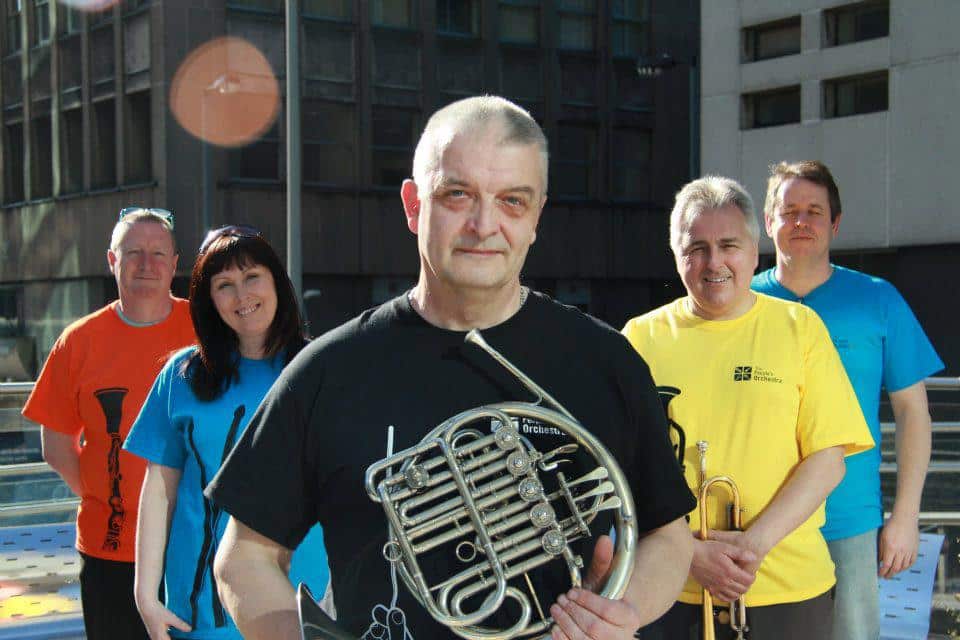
{"left": 207, "top": 291, "right": 694, "bottom": 638}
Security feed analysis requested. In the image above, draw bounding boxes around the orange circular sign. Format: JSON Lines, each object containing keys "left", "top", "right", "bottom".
{"left": 169, "top": 36, "right": 281, "bottom": 148}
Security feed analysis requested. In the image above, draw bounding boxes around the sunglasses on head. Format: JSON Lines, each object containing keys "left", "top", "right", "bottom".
{"left": 118, "top": 207, "right": 175, "bottom": 228}
{"left": 199, "top": 224, "right": 262, "bottom": 254}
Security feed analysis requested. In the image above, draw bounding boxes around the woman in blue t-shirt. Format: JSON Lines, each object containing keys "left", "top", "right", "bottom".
{"left": 125, "top": 226, "right": 323, "bottom": 639}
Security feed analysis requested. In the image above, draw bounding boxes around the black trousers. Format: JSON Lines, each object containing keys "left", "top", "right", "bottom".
{"left": 637, "top": 589, "right": 835, "bottom": 640}
{"left": 79, "top": 552, "right": 150, "bottom": 640}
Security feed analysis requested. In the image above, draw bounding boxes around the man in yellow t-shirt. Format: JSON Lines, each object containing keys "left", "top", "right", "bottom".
{"left": 622, "top": 176, "right": 873, "bottom": 639}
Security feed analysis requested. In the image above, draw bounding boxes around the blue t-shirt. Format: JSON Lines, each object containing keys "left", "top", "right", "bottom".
{"left": 753, "top": 265, "right": 943, "bottom": 540}
{"left": 125, "top": 347, "right": 329, "bottom": 639}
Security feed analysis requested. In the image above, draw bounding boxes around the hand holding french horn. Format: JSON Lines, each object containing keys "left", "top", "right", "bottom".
{"left": 549, "top": 535, "right": 643, "bottom": 640}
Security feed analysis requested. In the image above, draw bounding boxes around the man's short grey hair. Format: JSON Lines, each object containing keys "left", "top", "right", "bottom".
{"left": 669, "top": 176, "right": 759, "bottom": 254}
{"left": 110, "top": 211, "right": 177, "bottom": 253}
{"left": 412, "top": 95, "right": 549, "bottom": 195}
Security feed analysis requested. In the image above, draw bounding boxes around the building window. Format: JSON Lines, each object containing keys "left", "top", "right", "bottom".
{"left": 437, "top": 0, "right": 478, "bottom": 36}
{"left": 612, "top": 127, "right": 651, "bottom": 200}
{"left": 2, "top": 56, "right": 20, "bottom": 105}
{"left": 60, "top": 107, "right": 82, "bottom": 194}
{"left": 500, "top": 48, "right": 542, "bottom": 101}
{"left": 552, "top": 122, "right": 596, "bottom": 198}
{"left": 373, "top": 32, "right": 420, "bottom": 90}
{"left": 124, "top": 90, "right": 151, "bottom": 183}
{"left": 742, "top": 16, "right": 800, "bottom": 62}
{"left": 372, "top": 0, "right": 412, "bottom": 27}
{"left": 371, "top": 106, "right": 418, "bottom": 187}
{"left": 499, "top": 0, "right": 538, "bottom": 44}
{"left": 741, "top": 85, "right": 801, "bottom": 129}
{"left": 560, "top": 55, "right": 596, "bottom": 105}
{"left": 0, "top": 287, "right": 23, "bottom": 337}
{"left": 558, "top": 0, "right": 595, "bottom": 50}
{"left": 6, "top": 0, "right": 21, "bottom": 53}
{"left": 229, "top": 121, "right": 279, "bottom": 180}
{"left": 92, "top": 99, "right": 116, "bottom": 188}
{"left": 303, "top": 22, "right": 355, "bottom": 99}
{"left": 63, "top": 5, "right": 82, "bottom": 34}
{"left": 823, "top": 71, "right": 888, "bottom": 118}
{"left": 32, "top": 0, "right": 48, "bottom": 45}
{"left": 303, "top": 99, "right": 356, "bottom": 186}
{"left": 824, "top": 1, "right": 888, "bottom": 47}
{"left": 3, "top": 122, "right": 24, "bottom": 203}
{"left": 611, "top": 0, "right": 648, "bottom": 58}
{"left": 437, "top": 39, "right": 482, "bottom": 97}
{"left": 30, "top": 115, "right": 52, "bottom": 198}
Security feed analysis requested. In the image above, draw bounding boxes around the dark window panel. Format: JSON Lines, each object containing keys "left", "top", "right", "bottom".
{"left": 437, "top": 0, "right": 479, "bottom": 36}
{"left": 372, "top": 0, "right": 412, "bottom": 27}
{"left": 500, "top": 48, "right": 542, "bottom": 101}
{"left": 499, "top": 1, "right": 538, "bottom": 44}
{"left": 824, "top": 1, "right": 889, "bottom": 47}
{"left": 92, "top": 99, "right": 117, "bottom": 188}
{"left": 227, "top": 12, "right": 284, "bottom": 73}
{"left": 612, "top": 127, "right": 651, "bottom": 200}
{"left": 372, "top": 107, "right": 418, "bottom": 187}
{"left": 303, "top": 22, "right": 355, "bottom": 99}
{"left": 60, "top": 107, "right": 82, "bottom": 194}
{"left": 302, "top": 99, "right": 355, "bottom": 185}
{"left": 32, "top": 0, "right": 48, "bottom": 45}
{"left": 613, "top": 59, "right": 653, "bottom": 110}
{"left": 552, "top": 122, "right": 596, "bottom": 197}
{"left": 124, "top": 91, "right": 151, "bottom": 183}
{"left": 741, "top": 85, "right": 801, "bottom": 129}
{"left": 30, "top": 46, "right": 50, "bottom": 100}
{"left": 611, "top": 0, "right": 648, "bottom": 57}
{"left": 123, "top": 10, "right": 150, "bottom": 76}
{"left": 823, "top": 71, "right": 888, "bottom": 118}
{"left": 3, "top": 123, "right": 24, "bottom": 203}
{"left": 6, "top": 0, "right": 21, "bottom": 54}
{"left": 742, "top": 17, "right": 801, "bottom": 63}
{"left": 437, "top": 40, "right": 483, "bottom": 95}
{"left": 30, "top": 115, "right": 52, "bottom": 198}
{"left": 373, "top": 32, "right": 420, "bottom": 89}
{"left": 0, "top": 287, "right": 23, "bottom": 336}
{"left": 59, "top": 33, "right": 81, "bottom": 91}
{"left": 3, "top": 56, "right": 21, "bottom": 106}
{"left": 63, "top": 6, "right": 82, "bottom": 34}
{"left": 229, "top": 123, "right": 280, "bottom": 180}
{"left": 91, "top": 23, "right": 114, "bottom": 86}
{"left": 560, "top": 55, "right": 597, "bottom": 105}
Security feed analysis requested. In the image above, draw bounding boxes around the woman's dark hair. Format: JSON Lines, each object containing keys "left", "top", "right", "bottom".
{"left": 182, "top": 229, "right": 307, "bottom": 401}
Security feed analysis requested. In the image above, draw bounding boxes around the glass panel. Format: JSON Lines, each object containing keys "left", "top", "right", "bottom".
{"left": 499, "top": 4, "right": 537, "bottom": 43}
{"left": 437, "top": 0, "right": 478, "bottom": 36}
{"left": 372, "top": 0, "right": 411, "bottom": 27}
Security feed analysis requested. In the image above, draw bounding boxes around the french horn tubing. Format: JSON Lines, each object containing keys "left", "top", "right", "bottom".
{"left": 362, "top": 329, "right": 638, "bottom": 640}
{"left": 696, "top": 440, "right": 747, "bottom": 640}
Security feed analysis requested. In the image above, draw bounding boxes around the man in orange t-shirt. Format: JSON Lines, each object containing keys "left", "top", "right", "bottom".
{"left": 23, "top": 209, "right": 195, "bottom": 640}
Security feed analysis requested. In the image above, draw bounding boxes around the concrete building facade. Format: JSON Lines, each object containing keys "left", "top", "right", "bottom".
{"left": 701, "top": 0, "right": 958, "bottom": 372}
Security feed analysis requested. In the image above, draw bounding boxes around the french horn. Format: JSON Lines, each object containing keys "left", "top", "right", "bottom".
{"left": 355, "top": 329, "right": 637, "bottom": 640}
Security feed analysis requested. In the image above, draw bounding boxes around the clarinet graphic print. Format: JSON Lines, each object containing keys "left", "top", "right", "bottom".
{"left": 95, "top": 387, "right": 129, "bottom": 552}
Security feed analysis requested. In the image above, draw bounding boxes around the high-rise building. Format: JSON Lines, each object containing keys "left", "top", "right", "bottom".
{"left": 0, "top": 0, "right": 700, "bottom": 376}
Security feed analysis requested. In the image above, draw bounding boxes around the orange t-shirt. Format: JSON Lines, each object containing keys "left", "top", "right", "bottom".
{"left": 23, "top": 298, "right": 195, "bottom": 562}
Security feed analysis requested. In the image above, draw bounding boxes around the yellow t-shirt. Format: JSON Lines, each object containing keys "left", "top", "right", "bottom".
{"left": 622, "top": 293, "right": 873, "bottom": 606}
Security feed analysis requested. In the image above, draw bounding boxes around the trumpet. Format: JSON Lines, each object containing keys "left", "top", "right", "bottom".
{"left": 696, "top": 440, "right": 747, "bottom": 640}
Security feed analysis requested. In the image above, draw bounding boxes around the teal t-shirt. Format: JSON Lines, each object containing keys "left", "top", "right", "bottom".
{"left": 753, "top": 265, "right": 943, "bottom": 540}
{"left": 125, "top": 347, "right": 329, "bottom": 639}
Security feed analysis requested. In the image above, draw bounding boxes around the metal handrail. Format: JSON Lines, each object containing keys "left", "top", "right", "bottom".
{"left": 926, "top": 376, "right": 960, "bottom": 391}
{"left": 0, "top": 461, "right": 59, "bottom": 478}
{"left": 0, "top": 497, "right": 79, "bottom": 516}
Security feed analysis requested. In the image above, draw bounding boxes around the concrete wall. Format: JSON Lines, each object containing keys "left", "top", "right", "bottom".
{"left": 701, "top": 0, "right": 960, "bottom": 252}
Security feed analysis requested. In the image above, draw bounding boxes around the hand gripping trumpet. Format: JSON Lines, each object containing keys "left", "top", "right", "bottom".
{"left": 311, "top": 329, "right": 638, "bottom": 640}
{"left": 696, "top": 441, "right": 747, "bottom": 640}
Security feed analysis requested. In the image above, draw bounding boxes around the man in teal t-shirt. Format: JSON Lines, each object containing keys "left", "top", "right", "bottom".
{"left": 752, "top": 160, "right": 943, "bottom": 640}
